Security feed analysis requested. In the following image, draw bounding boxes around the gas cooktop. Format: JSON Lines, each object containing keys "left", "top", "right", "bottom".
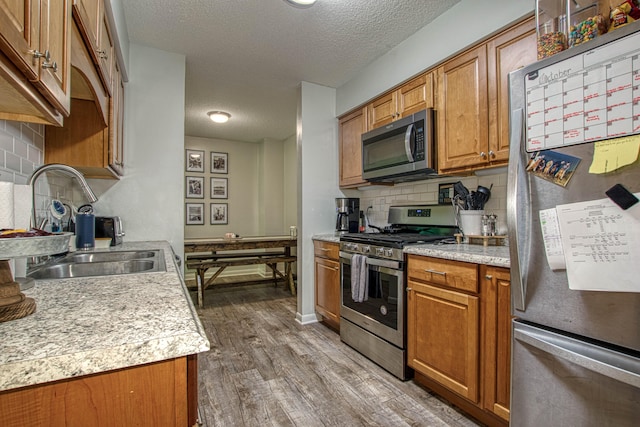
{"left": 340, "top": 204, "right": 459, "bottom": 249}
{"left": 340, "top": 231, "right": 455, "bottom": 248}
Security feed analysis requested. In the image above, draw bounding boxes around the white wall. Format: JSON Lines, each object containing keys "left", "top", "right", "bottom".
{"left": 283, "top": 134, "right": 297, "bottom": 230}
{"left": 297, "top": 82, "right": 341, "bottom": 324}
{"left": 90, "top": 44, "right": 186, "bottom": 261}
{"left": 259, "top": 138, "right": 285, "bottom": 235}
{"left": 336, "top": 0, "right": 534, "bottom": 115}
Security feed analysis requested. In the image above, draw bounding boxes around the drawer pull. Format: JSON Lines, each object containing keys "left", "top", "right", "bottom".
{"left": 485, "top": 274, "right": 493, "bottom": 280}
{"left": 319, "top": 248, "right": 330, "bottom": 251}
{"left": 424, "top": 269, "right": 446, "bottom": 276}
{"left": 406, "top": 287, "right": 412, "bottom": 292}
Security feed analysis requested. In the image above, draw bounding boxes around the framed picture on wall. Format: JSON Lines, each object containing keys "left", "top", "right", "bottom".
{"left": 185, "top": 203, "right": 204, "bottom": 225}
{"left": 211, "top": 152, "right": 228, "bottom": 174}
{"left": 185, "top": 149, "right": 204, "bottom": 172}
{"left": 210, "top": 177, "right": 228, "bottom": 199}
{"left": 186, "top": 176, "right": 204, "bottom": 198}
{"left": 210, "top": 203, "right": 228, "bottom": 225}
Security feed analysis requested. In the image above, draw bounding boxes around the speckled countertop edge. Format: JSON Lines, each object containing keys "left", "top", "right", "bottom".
{"left": 311, "top": 233, "right": 510, "bottom": 267}
{"left": 312, "top": 233, "right": 341, "bottom": 243}
{"left": 0, "top": 241, "right": 210, "bottom": 392}
{"left": 405, "top": 243, "right": 510, "bottom": 268}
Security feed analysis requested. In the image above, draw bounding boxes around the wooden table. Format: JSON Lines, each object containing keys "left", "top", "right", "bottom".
{"left": 184, "top": 236, "right": 297, "bottom": 308}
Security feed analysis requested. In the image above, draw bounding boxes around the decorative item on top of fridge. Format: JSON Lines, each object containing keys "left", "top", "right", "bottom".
{"left": 536, "top": 0, "right": 569, "bottom": 59}
{"left": 535, "top": 0, "right": 636, "bottom": 59}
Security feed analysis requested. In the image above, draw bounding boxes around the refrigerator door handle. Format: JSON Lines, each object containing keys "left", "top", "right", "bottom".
{"left": 514, "top": 322, "right": 640, "bottom": 389}
{"left": 507, "top": 107, "right": 530, "bottom": 311}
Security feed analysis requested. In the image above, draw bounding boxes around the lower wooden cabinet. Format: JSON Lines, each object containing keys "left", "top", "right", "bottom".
{"left": 407, "top": 280, "right": 480, "bottom": 402}
{"left": 0, "top": 355, "right": 199, "bottom": 427}
{"left": 406, "top": 254, "right": 511, "bottom": 427}
{"left": 313, "top": 240, "right": 340, "bottom": 330}
{"left": 481, "top": 265, "right": 511, "bottom": 422}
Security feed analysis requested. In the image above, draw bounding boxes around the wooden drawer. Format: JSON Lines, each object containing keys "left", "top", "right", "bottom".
{"left": 314, "top": 240, "right": 339, "bottom": 260}
{"left": 407, "top": 255, "right": 478, "bottom": 293}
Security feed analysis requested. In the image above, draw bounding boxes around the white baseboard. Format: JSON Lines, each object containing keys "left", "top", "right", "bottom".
{"left": 296, "top": 312, "right": 319, "bottom": 325}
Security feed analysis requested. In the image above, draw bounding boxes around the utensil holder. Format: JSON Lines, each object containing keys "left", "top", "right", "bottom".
{"left": 458, "top": 210, "right": 485, "bottom": 236}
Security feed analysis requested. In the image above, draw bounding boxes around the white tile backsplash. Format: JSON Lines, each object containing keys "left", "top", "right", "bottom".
{"left": 345, "top": 171, "right": 508, "bottom": 230}
{"left": 0, "top": 119, "right": 78, "bottom": 230}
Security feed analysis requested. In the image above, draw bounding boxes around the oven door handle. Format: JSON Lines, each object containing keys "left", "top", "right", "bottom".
{"left": 339, "top": 251, "right": 401, "bottom": 270}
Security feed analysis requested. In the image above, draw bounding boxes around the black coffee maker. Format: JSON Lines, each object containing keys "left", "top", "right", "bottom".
{"left": 335, "top": 198, "right": 359, "bottom": 234}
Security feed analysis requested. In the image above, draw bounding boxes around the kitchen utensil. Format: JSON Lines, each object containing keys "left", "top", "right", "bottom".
{"left": 453, "top": 182, "right": 470, "bottom": 209}
{"left": 475, "top": 185, "right": 492, "bottom": 209}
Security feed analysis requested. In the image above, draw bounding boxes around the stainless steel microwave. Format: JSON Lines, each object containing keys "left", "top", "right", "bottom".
{"left": 361, "top": 108, "right": 436, "bottom": 182}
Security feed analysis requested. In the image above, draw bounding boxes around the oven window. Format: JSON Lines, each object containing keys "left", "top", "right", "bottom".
{"left": 341, "top": 261, "right": 400, "bottom": 330}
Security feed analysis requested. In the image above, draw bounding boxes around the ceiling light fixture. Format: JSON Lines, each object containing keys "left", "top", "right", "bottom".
{"left": 207, "top": 111, "right": 231, "bottom": 123}
{"left": 284, "top": 0, "right": 317, "bottom": 8}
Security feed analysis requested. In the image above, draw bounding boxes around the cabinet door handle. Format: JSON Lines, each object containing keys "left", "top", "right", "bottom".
{"left": 97, "top": 49, "right": 108, "bottom": 59}
{"left": 488, "top": 150, "right": 495, "bottom": 158}
{"left": 485, "top": 274, "right": 493, "bottom": 280}
{"left": 424, "top": 269, "right": 446, "bottom": 276}
{"left": 406, "top": 287, "right": 412, "bottom": 292}
{"left": 480, "top": 151, "right": 487, "bottom": 159}
{"left": 42, "top": 60, "right": 58, "bottom": 73}
{"left": 30, "top": 49, "right": 49, "bottom": 60}
{"left": 319, "top": 248, "right": 330, "bottom": 251}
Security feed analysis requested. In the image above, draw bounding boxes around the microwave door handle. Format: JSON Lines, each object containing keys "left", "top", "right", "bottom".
{"left": 404, "top": 124, "right": 415, "bottom": 162}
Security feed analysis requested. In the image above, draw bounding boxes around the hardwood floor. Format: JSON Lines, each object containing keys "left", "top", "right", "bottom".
{"left": 193, "top": 282, "right": 482, "bottom": 427}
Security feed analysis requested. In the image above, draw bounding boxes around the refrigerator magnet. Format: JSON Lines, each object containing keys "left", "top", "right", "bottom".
{"left": 525, "top": 149, "right": 581, "bottom": 188}
{"left": 605, "top": 183, "right": 639, "bottom": 210}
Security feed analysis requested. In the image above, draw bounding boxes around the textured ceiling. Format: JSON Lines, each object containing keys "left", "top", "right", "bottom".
{"left": 121, "top": 0, "right": 459, "bottom": 143}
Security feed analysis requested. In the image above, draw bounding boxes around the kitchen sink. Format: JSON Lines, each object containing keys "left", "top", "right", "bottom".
{"left": 27, "top": 250, "right": 166, "bottom": 280}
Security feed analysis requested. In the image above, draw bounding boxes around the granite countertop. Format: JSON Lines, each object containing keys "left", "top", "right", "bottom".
{"left": 311, "top": 233, "right": 510, "bottom": 267}
{"left": 405, "top": 242, "right": 510, "bottom": 268}
{"left": 0, "top": 241, "right": 210, "bottom": 392}
{"left": 312, "top": 233, "right": 341, "bottom": 243}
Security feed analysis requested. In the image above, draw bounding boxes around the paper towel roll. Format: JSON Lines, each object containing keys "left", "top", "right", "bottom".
{"left": 0, "top": 182, "right": 15, "bottom": 230}
{"left": 13, "top": 184, "right": 32, "bottom": 229}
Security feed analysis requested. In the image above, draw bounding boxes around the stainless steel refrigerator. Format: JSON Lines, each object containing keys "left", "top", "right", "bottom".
{"left": 508, "top": 24, "right": 640, "bottom": 426}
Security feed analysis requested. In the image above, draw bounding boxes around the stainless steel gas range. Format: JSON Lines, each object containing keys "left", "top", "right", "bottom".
{"left": 339, "top": 204, "right": 457, "bottom": 380}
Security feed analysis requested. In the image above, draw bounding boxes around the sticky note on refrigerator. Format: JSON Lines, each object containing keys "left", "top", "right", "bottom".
{"left": 588, "top": 135, "right": 640, "bottom": 174}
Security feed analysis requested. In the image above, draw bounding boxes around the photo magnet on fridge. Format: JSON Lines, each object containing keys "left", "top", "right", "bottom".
{"left": 525, "top": 149, "right": 581, "bottom": 187}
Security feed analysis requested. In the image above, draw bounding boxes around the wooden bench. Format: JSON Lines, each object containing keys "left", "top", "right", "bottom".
{"left": 186, "top": 251, "right": 296, "bottom": 308}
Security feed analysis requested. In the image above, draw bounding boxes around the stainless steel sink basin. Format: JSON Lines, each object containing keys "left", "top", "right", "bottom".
{"left": 63, "top": 250, "right": 159, "bottom": 264}
{"left": 27, "top": 250, "right": 166, "bottom": 280}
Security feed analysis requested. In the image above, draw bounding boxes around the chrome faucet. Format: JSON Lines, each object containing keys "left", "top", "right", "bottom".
{"left": 27, "top": 164, "right": 99, "bottom": 229}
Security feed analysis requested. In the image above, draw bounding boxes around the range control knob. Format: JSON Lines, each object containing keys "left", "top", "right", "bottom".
{"left": 362, "top": 246, "right": 371, "bottom": 254}
{"left": 376, "top": 247, "right": 385, "bottom": 256}
{"left": 385, "top": 248, "right": 394, "bottom": 257}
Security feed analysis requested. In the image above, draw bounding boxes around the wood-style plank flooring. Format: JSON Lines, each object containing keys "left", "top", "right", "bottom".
{"left": 193, "top": 281, "right": 482, "bottom": 427}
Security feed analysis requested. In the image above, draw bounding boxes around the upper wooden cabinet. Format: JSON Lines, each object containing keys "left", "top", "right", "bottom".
{"left": 436, "top": 44, "right": 489, "bottom": 172}
{"left": 368, "top": 73, "right": 433, "bottom": 130}
{"left": 437, "top": 17, "right": 535, "bottom": 173}
{"left": 0, "top": 0, "right": 71, "bottom": 123}
{"left": 73, "top": 0, "right": 113, "bottom": 94}
{"left": 109, "top": 60, "right": 124, "bottom": 175}
{"left": 338, "top": 107, "right": 367, "bottom": 188}
{"left": 486, "top": 17, "right": 537, "bottom": 165}
{"left": 45, "top": 19, "right": 123, "bottom": 179}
